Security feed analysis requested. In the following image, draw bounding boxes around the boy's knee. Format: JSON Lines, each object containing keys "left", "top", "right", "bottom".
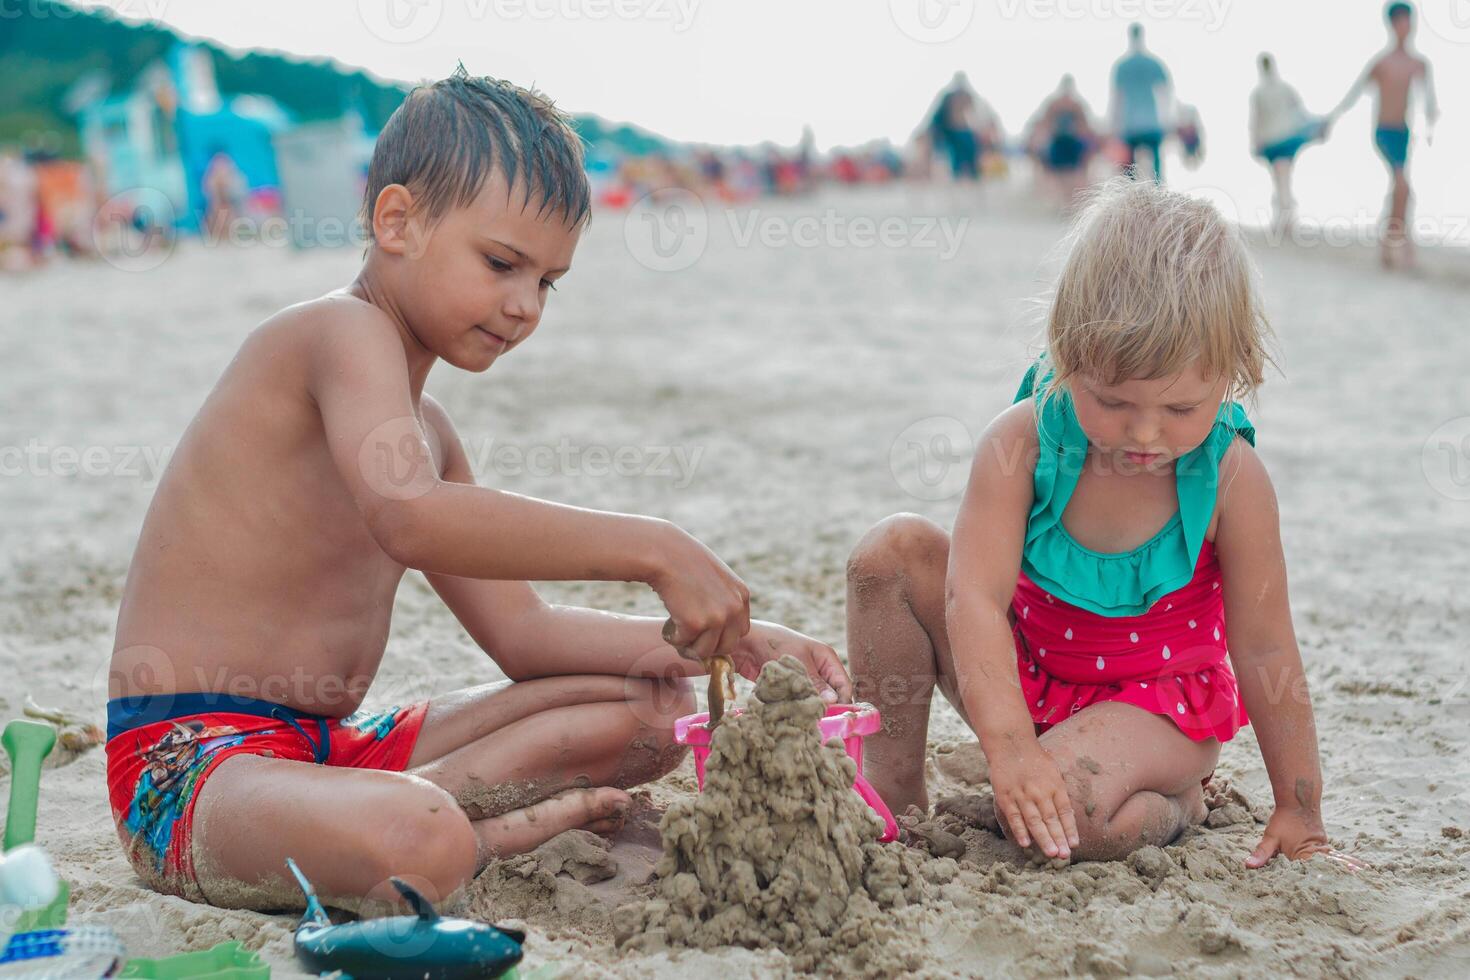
{"left": 627, "top": 674, "right": 696, "bottom": 726}
{"left": 616, "top": 676, "right": 694, "bottom": 783}
{"left": 362, "top": 783, "right": 477, "bottom": 904}
{"left": 847, "top": 513, "right": 947, "bottom": 592}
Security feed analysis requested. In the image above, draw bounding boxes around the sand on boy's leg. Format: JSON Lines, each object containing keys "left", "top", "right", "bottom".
{"left": 189, "top": 672, "right": 692, "bottom": 912}
{"left": 404, "top": 673, "right": 694, "bottom": 858}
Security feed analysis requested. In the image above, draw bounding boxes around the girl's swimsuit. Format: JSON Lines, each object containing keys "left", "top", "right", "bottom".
{"left": 1009, "top": 362, "right": 1255, "bottom": 743}
{"left": 104, "top": 692, "right": 427, "bottom": 903}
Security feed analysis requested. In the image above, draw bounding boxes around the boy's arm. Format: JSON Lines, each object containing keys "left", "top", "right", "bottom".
{"left": 417, "top": 395, "right": 850, "bottom": 697}
{"left": 1419, "top": 58, "right": 1439, "bottom": 137}
{"left": 1215, "top": 442, "right": 1364, "bottom": 871}
{"left": 1329, "top": 59, "right": 1374, "bottom": 120}
{"left": 947, "top": 404, "right": 1079, "bottom": 860}
{"left": 308, "top": 301, "right": 748, "bottom": 660}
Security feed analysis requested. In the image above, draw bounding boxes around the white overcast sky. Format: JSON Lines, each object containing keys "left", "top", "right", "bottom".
{"left": 81, "top": 0, "right": 1467, "bottom": 239}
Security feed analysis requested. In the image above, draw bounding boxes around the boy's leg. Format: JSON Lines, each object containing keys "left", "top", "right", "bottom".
{"left": 189, "top": 674, "right": 692, "bottom": 911}
{"left": 846, "top": 513, "right": 970, "bottom": 815}
{"left": 1036, "top": 700, "right": 1220, "bottom": 861}
{"left": 1386, "top": 166, "right": 1413, "bottom": 267}
{"left": 189, "top": 756, "right": 480, "bottom": 911}
{"left": 405, "top": 673, "right": 695, "bottom": 862}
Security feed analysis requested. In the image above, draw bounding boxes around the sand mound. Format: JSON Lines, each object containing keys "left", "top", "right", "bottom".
{"left": 613, "top": 656, "right": 938, "bottom": 974}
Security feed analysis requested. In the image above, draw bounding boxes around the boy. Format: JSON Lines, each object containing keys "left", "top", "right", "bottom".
{"left": 105, "top": 71, "right": 850, "bottom": 912}
{"left": 1328, "top": 1, "right": 1439, "bottom": 269}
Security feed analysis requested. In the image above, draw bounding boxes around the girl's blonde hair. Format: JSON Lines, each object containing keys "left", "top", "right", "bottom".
{"left": 1039, "top": 177, "right": 1275, "bottom": 405}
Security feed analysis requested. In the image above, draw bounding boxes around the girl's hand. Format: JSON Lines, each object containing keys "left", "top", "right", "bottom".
{"left": 1246, "top": 808, "right": 1367, "bottom": 872}
{"left": 989, "top": 737, "right": 1079, "bottom": 861}
{"left": 730, "top": 621, "right": 853, "bottom": 703}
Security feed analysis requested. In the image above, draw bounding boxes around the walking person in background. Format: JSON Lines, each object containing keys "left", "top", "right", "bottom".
{"left": 1174, "top": 104, "right": 1205, "bottom": 170}
{"left": 1109, "top": 23, "right": 1173, "bottom": 182}
{"left": 1027, "top": 75, "right": 1098, "bottom": 207}
{"left": 1328, "top": 2, "right": 1439, "bottom": 270}
{"left": 925, "top": 73, "right": 992, "bottom": 183}
{"left": 1250, "top": 54, "right": 1326, "bottom": 237}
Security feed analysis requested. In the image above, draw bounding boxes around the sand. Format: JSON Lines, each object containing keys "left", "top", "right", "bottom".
{"left": 2, "top": 184, "right": 1469, "bottom": 977}
{"left": 613, "top": 656, "right": 936, "bottom": 976}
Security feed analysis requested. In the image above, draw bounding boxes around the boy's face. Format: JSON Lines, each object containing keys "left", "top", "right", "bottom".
{"left": 395, "top": 171, "right": 582, "bottom": 372}
{"left": 1069, "top": 363, "right": 1229, "bottom": 470}
{"left": 1390, "top": 11, "right": 1411, "bottom": 42}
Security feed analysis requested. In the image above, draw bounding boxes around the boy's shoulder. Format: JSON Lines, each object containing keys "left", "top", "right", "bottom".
{"left": 264, "top": 288, "right": 403, "bottom": 354}
{"left": 244, "top": 289, "right": 413, "bottom": 399}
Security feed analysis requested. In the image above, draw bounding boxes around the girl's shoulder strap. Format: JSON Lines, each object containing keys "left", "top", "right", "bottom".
{"left": 1014, "top": 360, "right": 1042, "bottom": 403}
{"left": 1177, "top": 400, "right": 1258, "bottom": 564}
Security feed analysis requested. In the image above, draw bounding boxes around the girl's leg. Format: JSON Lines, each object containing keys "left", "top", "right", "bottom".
{"left": 405, "top": 673, "right": 695, "bottom": 862}
{"left": 1036, "top": 700, "right": 1220, "bottom": 861}
{"left": 846, "top": 513, "right": 969, "bottom": 815}
{"left": 1271, "top": 158, "right": 1295, "bottom": 233}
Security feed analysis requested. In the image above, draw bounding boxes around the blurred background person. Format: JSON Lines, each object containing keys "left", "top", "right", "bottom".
{"left": 1025, "top": 74, "right": 1097, "bottom": 208}
{"left": 1327, "top": 1, "right": 1439, "bottom": 270}
{"left": 1249, "top": 54, "right": 1325, "bottom": 236}
{"left": 1109, "top": 23, "right": 1173, "bottom": 182}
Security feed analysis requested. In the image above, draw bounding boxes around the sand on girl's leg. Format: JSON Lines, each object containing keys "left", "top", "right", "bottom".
{"left": 845, "top": 513, "right": 956, "bottom": 815}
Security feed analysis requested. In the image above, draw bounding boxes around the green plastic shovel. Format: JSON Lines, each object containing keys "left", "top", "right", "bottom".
{"left": 2, "top": 719, "right": 70, "bottom": 932}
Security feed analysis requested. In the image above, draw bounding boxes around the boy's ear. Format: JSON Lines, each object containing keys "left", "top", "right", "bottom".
{"left": 372, "top": 184, "right": 416, "bottom": 256}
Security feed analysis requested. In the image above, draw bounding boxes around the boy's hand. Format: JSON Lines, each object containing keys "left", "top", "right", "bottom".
{"left": 1247, "top": 808, "right": 1367, "bottom": 872}
{"left": 650, "top": 524, "right": 751, "bottom": 662}
{"left": 729, "top": 621, "right": 853, "bottom": 703}
{"left": 988, "top": 736, "right": 1079, "bottom": 862}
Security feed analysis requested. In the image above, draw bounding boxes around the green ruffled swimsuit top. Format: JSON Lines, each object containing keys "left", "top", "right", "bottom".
{"left": 1013, "top": 360, "right": 1256, "bottom": 618}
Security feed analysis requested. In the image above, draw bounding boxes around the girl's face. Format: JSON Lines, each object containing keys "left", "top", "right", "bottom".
{"left": 1068, "top": 363, "right": 1229, "bottom": 469}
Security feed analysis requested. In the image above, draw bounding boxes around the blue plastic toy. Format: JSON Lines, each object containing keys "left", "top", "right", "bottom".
{"left": 285, "top": 858, "right": 524, "bottom": 980}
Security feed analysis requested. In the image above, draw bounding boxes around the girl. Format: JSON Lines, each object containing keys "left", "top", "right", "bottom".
{"left": 847, "top": 178, "right": 1362, "bottom": 869}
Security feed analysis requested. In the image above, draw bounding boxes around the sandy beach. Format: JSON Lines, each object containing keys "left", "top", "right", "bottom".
{"left": 3, "top": 185, "right": 1468, "bottom": 977}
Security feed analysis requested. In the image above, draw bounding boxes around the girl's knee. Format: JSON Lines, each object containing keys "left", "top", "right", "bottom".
{"left": 847, "top": 513, "right": 948, "bottom": 594}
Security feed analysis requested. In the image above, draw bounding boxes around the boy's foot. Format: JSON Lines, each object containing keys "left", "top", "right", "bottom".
{"left": 475, "top": 786, "right": 632, "bottom": 863}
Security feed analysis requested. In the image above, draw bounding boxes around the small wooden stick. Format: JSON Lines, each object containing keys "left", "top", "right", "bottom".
{"left": 707, "top": 655, "right": 735, "bottom": 728}
{"left": 662, "top": 618, "right": 736, "bottom": 728}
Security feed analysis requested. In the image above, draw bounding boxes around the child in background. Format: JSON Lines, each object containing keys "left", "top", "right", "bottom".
{"left": 105, "top": 70, "right": 850, "bottom": 912}
{"left": 1328, "top": 1, "right": 1439, "bottom": 270}
{"left": 848, "top": 178, "right": 1363, "bottom": 871}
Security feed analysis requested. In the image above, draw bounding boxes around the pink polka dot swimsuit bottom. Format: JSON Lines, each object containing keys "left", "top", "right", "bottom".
{"left": 1011, "top": 539, "right": 1248, "bottom": 742}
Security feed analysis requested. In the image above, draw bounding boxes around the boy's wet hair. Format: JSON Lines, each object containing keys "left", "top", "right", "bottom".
{"left": 1386, "top": 2, "right": 1412, "bottom": 22}
{"left": 361, "top": 66, "right": 590, "bottom": 236}
{"left": 1036, "top": 177, "right": 1276, "bottom": 406}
